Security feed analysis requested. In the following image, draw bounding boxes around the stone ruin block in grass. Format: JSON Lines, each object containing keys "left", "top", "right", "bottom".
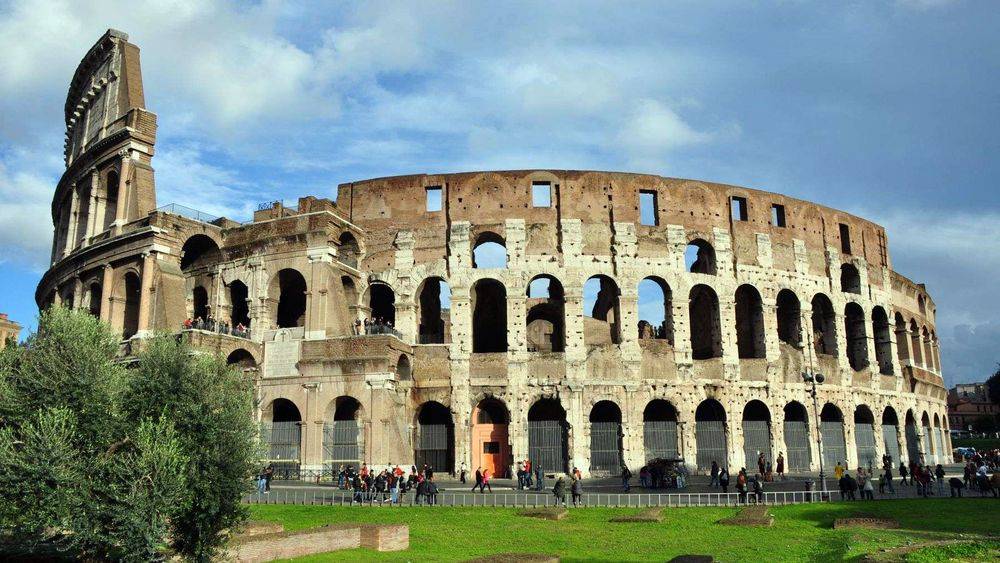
{"left": 667, "top": 556, "right": 714, "bottom": 563}
{"left": 610, "top": 507, "right": 664, "bottom": 523}
{"left": 718, "top": 505, "right": 773, "bottom": 527}
{"left": 227, "top": 522, "right": 409, "bottom": 562}
{"left": 833, "top": 517, "right": 900, "bottom": 530}
{"left": 518, "top": 507, "right": 568, "bottom": 521}
{"left": 465, "top": 554, "right": 561, "bottom": 563}
{"left": 239, "top": 521, "right": 285, "bottom": 537}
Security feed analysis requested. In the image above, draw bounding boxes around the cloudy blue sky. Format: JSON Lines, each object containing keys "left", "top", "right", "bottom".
{"left": 0, "top": 0, "right": 997, "bottom": 386}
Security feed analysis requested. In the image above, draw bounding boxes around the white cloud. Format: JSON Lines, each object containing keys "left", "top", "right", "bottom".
{"left": 0, "top": 156, "right": 57, "bottom": 271}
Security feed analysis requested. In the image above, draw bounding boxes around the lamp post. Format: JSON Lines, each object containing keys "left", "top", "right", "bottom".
{"left": 802, "top": 370, "right": 827, "bottom": 497}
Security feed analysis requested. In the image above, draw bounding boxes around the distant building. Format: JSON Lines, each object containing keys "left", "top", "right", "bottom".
{"left": 0, "top": 313, "right": 21, "bottom": 348}
{"left": 947, "top": 382, "right": 999, "bottom": 431}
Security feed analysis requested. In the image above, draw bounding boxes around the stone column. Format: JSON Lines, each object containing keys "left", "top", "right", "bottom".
{"left": 563, "top": 286, "right": 586, "bottom": 364}
{"left": 843, "top": 417, "right": 858, "bottom": 470}
{"left": 113, "top": 150, "right": 131, "bottom": 234}
{"left": 100, "top": 264, "right": 114, "bottom": 322}
{"left": 72, "top": 277, "right": 84, "bottom": 309}
{"left": 136, "top": 252, "right": 156, "bottom": 335}
{"left": 85, "top": 169, "right": 100, "bottom": 240}
{"left": 64, "top": 184, "right": 79, "bottom": 257}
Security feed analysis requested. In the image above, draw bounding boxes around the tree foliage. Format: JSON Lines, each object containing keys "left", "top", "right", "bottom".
{"left": 0, "top": 307, "right": 257, "bottom": 561}
{"left": 986, "top": 364, "right": 1000, "bottom": 405}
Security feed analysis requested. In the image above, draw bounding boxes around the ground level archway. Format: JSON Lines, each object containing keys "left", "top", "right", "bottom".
{"left": 695, "top": 399, "right": 727, "bottom": 471}
{"left": 472, "top": 398, "right": 510, "bottom": 478}
{"left": 528, "top": 398, "right": 569, "bottom": 473}
{"left": 415, "top": 401, "right": 455, "bottom": 474}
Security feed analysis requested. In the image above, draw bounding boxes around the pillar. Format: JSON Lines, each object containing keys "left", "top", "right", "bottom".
{"left": 99, "top": 265, "right": 114, "bottom": 322}
{"left": 63, "top": 184, "right": 80, "bottom": 257}
{"left": 113, "top": 150, "right": 131, "bottom": 233}
{"left": 136, "top": 252, "right": 156, "bottom": 335}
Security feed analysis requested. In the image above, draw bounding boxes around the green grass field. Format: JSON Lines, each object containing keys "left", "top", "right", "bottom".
{"left": 950, "top": 437, "right": 1000, "bottom": 451}
{"left": 249, "top": 499, "right": 998, "bottom": 562}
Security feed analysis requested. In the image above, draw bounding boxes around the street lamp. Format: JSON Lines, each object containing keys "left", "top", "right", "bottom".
{"left": 802, "top": 370, "right": 828, "bottom": 497}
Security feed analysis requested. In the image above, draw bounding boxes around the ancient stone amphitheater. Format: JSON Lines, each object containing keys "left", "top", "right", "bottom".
{"left": 38, "top": 30, "right": 949, "bottom": 478}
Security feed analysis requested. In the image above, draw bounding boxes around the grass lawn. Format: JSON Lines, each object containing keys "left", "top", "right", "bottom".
{"left": 248, "top": 499, "right": 998, "bottom": 562}
{"left": 951, "top": 437, "right": 1000, "bottom": 451}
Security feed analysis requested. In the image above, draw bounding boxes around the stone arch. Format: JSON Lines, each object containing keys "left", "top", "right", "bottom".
{"left": 415, "top": 401, "right": 455, "bottom": 474}
{"left": 844, "top": 302, "right": 869, "bottom": 371}
{"left": 262, "top": 397, "right": 303, "bottom": 470}
{"left": 472, "top": 231, "right": 506, "bottom": 268}
{"left": 366, "top": 281, "right": 396, "bottom": 327}
{"left": 323, "top": 396, "right": 364, "bottom": 471}
{"left": 472, "top": 278, "right": 508, "bottom": 352}
{"left": 881, "top": 406, "right": 901, "bottom": 464}
{"left": 527, "top": 274, "right": 565, "bottom": 352}
{"left": 904, "top": 409, "right": 920, "bottom": 463}
{"left": 192, "top": 285, "right": 209, "bottom": 320}
{"left": 686, "top": 238, "right": 717, "bottom": 275}
{"left": 694, "top": 398, "right": 727, "bottom": 471}
{"left": 921, "top": 326, "right": 933, "bottom": 372}
{"left": 180, "top": 234, "right": 221, "bottom": 272}
{"left": 854, "top": 405, "right": 877, "bottom": 469}
{"left": 811, "top": 293, "right": 837, "bottom": 356}
{"left": 689, "top": 284, "right": 722, "bottom": 359}
{"left": 472, "top": 397, "right": 511, "bottom": 477}
{"left": 338, "top": 231, "right": 360, "bottom": 267}
{"left": 735, "top": 284, "right": 765, "bottom": 359}
{"left": 228, "top": 280, "right": 251, "bottom": 328}
{"left": 226, "top": 348, "right": 257, "bottom": 368}
{"left": 742, "top": 400, "right": 772, "bottom": 467}
{"left": 270, "top": 268, "right": 307, "bottom": 329}
{"left": 396, "top": 354, "right": 412, "bottom": 380}
{"left": 638, "top": 276, "right": 673, "bottom": 343}
{"left": 908, "top": 319, "right": 923, "bottom": 366}
{"left": 417, "top": 276, "right": 451, "bottom": 344}
{"left": 840, "top": 263, "right": 861, "bottom": 294}
{"left": 527, "top": 397, "right": 569, "bottom": 473}
{"left": 872, "top": 306, "right": 893, "bottom": 375}
{"left": 921, "top": 411, "right": 934, "bottom": 459}
{"left": 782, "top": 401, "right": 811, "bottom": 471}
{"left": 103, "top": 169, "right": 119, "bottom": 230}
{"left": 894, "top": 312, "right": 910, "bottom": 363}
{"left": 121, "top": 270, "right": 141, "bottom": 338}
{"left": 776, "top": 289, "right": 801, "bottom": 346}
{"left": 583, "top": 274, "right": 621, "bottom": 345}
{"left": 643, "top": 399, "right": 679, "bottom": 461}
{"left": 86, "top": 279, "right": 103, "bottom": 317}
{"left": 589, "top": 400, "right": 624, "bottom": 476}
{"left": 819, "top": 403, "right": 847, "bottom": 469}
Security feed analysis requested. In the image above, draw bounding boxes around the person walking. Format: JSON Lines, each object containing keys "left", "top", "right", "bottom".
{"left": 472, "top": 467, "right": 484, "bottom": 493}
{"left": 621, "top": 464, "right": 632, "bottom": 492}
{"left": 534, "top": 463, "right": 544, "bottom": 491}
{"left": 257, "top": 467, "right": 267, "bottom": 494}
{"left": 571, "top": 476, "right": 583, "bottom": 507}
{"left": 776, "top": 453, "right": 785, "bottom": 480}
{"left": 863, "top": 474, "right": 875, "bottom": 500}
{"left": 426, "top": 477, "right": 439, "bottom": 505}
{"left": 525, "top": 459, "right": 533, "bottom": 489}
{"left": 553, "top": 476, "right": 567, "bottom": 507}
{"left": 899, "top": 462, "right": 909, "bottom": 486}
{"left": 719, "top": 467, "right": 730, "bottom": 494}
{"left": 710, "top": 461, "right": 720, "bottom": 487}
{"left": 483, "top": 468, "right": 493, "bottom": 493}
{"left": 884, "top": 464, "right": 895, "bottom": 493}
{"left": 264, "top": 464, "right": 274, "bottom": 493}
{"left": 460, "top": 461, "right": 468, "bottom": 484}
{"left": 752, "top": 475, "right": 764, "bottom": 503}
{"left": 934, "top": 464, "right": 946, "bottom": 496}
{"left": 757, "top": 452, "right": 766, "bottom": 478}
{"left": 834, "top": 461, "right": 845, "bottom": 481}
{"left": 949, "top": 476, "right": 965, "bottom": 497}
{"left": 516, "top": 460, "right": 525, "bottom": 489}
{"left": 736, "top": 468, "right": 748, "bottom": 503}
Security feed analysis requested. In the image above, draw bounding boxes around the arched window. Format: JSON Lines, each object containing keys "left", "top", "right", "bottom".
{"left": 810, "top": 294, "right": 837, "bottom": 356}
{"left": 192, "top": 286, "right": 209, "bottom": 320}
{"left": 472, "top": 279, "right": 507, "bottom": 352}
{"left": 643, "top": 400, "right": 678, "bottom": 461}
{"left": 417, "top": 277, "right": 451, "bottom": 344}
{"left": 776, "top": 289, "right": 801, "bottom": 346}
{"left": 396, "top": 355, "right": 411, "bottom": 380}
{"left": 872, "top": 307, "right": 892, "bottom": 375}
{"left": 338, "top": 232, "right": 360, "bottom": 268}
{"left": 742, "top": 400, "right": 772, "bottom": 466}
{"left": 735, "top": 284, "right": 765, "bottom": 359}
{"left": 819, "top": 404, "right": 846, "bottom": 469}
{"left": 783, "top": 402, "right": 811, "bottom": 471}
{"left": 103, "top": 170, "right": 119, "bottom": 231}
{"left": 180, "top": 235, "right": 221, "bottom": 272}
{"left": 472, "top": 232, "right": 506, "bottom": 268}
{"left": 909, "top": 319, "right": 923, "bottom": 366}
{"left": 87, "top": 282, "right": 102, "bottom": 317}
{"left": 368, "top": 283, "right": 396, "bottom": 326}
{"left": 637, "top": 277, "right": 673, "bottom": 343}
{"left": 526, "top": 275, "right": 565, "bottom": 352}
{"left": 122, "top": 272, "right": 141, "bottom": 338}
{"left": 272, "top": 269, "right": 307, "bottom": 328}
{"left": 854, "top": 405, "right": 877, "bottom": 468}
{"left": 894, "top": 312, "right": 910, "bottom": 363}
{"left": 589, "top": 401, "right": 623, "bottom": 476}
{"left": 921, "top": 327, "right": 934, "bottom": 372}
{"left": 226, "top": 348, "right": 257, "bottom": 368}
{"left": 229, "top": 280, "right": 250, "bottom": 328}
{"left": 685, "top": 239, "right": 717, "bottom": 275}
{"left": 840, "top": 263, "right": 861, "bottom": 294}
{"left": 844, "top": 303, "right": 869, "bottom": 370}
{"left": 528, "top": 398, "right": 569, "bottom": 473}
{"left": 583, "top": 275, "right": 621, "bottom": 345}
{"left": 689, "top": 284, "right": 722, "bottom": 359}
{"left": 695, "top": 399, "right": 727, "bottom": 470}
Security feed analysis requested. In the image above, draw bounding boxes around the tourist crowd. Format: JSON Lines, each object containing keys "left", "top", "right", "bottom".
{"left": 182, "top": 316, "right": 251, "bottom": 338}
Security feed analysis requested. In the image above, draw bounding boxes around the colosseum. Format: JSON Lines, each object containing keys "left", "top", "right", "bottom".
{"left": 38, "top": 30, "right": 950, "bottom": 479}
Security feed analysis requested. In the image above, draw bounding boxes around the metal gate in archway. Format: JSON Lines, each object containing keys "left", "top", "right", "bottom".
{"left": 742, "top": 421, "right": 772, "bottom": 467}
{"left": 783, "top": 420, "right": 812, "bottom": 471}
{"left": 415, "top": 423, "right": 453, "bottom": 473}
{"left": 261, "top": 422, "right": 301, "bottom": 476}
{"left": 820, "top": 421, "right": 847, "bottom": 469}
{"left": 905, "top": 423, "right": 920, "bottom": 463}
{"left": 643, "top": 421, "right": 678, "bottom": 460}
{"left": 528, "top": 420, "right": 568, "bottom": 473}
{"left": 590, "top": 421, "right": 623, "bottom": 476}
{"left": 695, "top": 421, "right": 727, "bottom": 470}
{"left": 933, "top": 428, "right": 944, "bottom": 462}
{"left": 323, "top": 420, "right": 363, "bottom": 472}
{"left": 855, "top": 423, "right": 878, "bottom": 469}
{"left": 882, "top": 424, "right": 901, "bottom": 463}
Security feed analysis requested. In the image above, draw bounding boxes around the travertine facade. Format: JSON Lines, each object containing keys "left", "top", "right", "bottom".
{"left": 39, "top": 31, "right": 950, "bottom": 477}
{"left": 0, "top": 313, "right": 21, "bottom": 348}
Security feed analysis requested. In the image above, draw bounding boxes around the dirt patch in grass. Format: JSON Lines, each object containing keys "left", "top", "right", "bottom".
{"left": 518, "top": 508, "right": 568, "bottom": 521}
{"left": 833, "top": 516, "right": 900, "bottom": 530}
{"left": 718, "top": 505, "right": 773, "bottom": 527}
{"left": 859, "top": 538, "right": 995, "bottom": 561}
{"left": 465, "top": 554, "right": 560, "bottom": 563}
{"left": 610, "top": 507, "right": 663, "bottom": 523}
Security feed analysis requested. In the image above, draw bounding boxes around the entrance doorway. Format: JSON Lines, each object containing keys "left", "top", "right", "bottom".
{"left": 472, "top": 398, "right": 510, "bottom": 477}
